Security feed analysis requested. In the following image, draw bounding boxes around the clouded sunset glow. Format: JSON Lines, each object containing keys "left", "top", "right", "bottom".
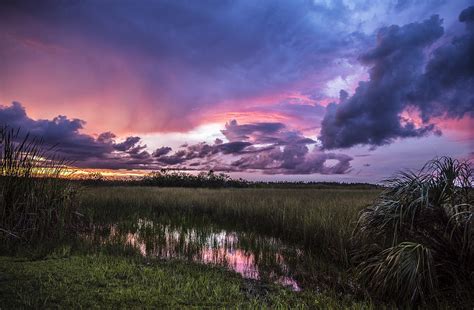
{"left": 1, "top": 0, "right": 472, "bottom": 182}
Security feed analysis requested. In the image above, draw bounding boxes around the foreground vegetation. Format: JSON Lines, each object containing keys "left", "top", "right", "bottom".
{"left": 0, "top": 127, "right": 82, "bottom": 250}
{"left": 0, "top": 255, "right": 373, "bottom": 309}
{"left": 353, "top": 157, "right": 473, "bottom": 306}
{"left": 3, "top": 182, "right": 471, "bottom": 308}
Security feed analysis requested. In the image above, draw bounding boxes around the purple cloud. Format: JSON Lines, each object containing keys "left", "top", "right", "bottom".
{"left": 0, "top": 102, "right": 150, "bottom": 169}
{"left": 320, "top": 7, "right": 474, "bottom": 149}
{"left": 222, "top": 120, "right": 315, "bottom": 146}
{"left": 155, "top": 120, "right": 352, "bottom": 174}
{"left": 152, "top": 146, "right": 172, "bottom": 157}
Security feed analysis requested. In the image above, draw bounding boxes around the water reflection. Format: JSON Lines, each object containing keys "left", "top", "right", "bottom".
{"left": 87, "top": 218, "right": 303, "bottom": 290}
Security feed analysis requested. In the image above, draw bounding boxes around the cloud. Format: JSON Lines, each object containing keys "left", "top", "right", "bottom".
{"left": 217, "top": 141, "right": 253, "bottom": 154}
{"left": 0, "top": 101, "right": 150, "bottom": 168}
{"left": 154, "top": 140, "right": 252, "bottom": 166}
{"left": 229, "top": 147, "right": 353, "bottom": 175}
{"left": 155, "top": 120, "right": 351, "bottom": 174}
{"left": 222, "top": 119, "right": 315, "bottom": 146}
{"left": 113, "top": 136, "right": 141, "bottom": 152}
{"left": 407, "top": 6, "right": 474, "bottom": 121}
{"left": 320, "top": 8, "right": 474, "bottom": 149}
{"left": 228, "top": 142, "right": 352, "bottom": 175}
{"left": 152, "top": 147, "right": 172, "bottom": 157}
{"left": 0, "top": 102, "right": 113, "bottom": 160}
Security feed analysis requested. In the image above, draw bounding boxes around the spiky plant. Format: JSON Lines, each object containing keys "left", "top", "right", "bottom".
{"left": 0, "top": 126, "right": 82, "bottom": 250}
{"left": 353, "top": 157, "right": 473, "bottom": 306}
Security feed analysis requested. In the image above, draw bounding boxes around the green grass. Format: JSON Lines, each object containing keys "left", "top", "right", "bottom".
{"left": 0, "top": 255, "right": 373, "bottom": 309}
{"left": 81, "top": 187, "right": 380, "bottom": 265}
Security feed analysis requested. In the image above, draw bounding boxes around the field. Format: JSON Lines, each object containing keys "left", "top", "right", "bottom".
{"left": 1, "top": 187, "right": 382, "bottom": 308}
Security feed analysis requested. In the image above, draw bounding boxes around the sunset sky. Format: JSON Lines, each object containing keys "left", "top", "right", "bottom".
{"left": 0, "top": 0, "right": 472, "bottom": 182}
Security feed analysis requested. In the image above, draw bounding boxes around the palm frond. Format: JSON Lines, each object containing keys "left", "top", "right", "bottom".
{"left": 352, "top": 157, "right": 473, "bottom": 305}
{"left": 357, "top": 242, "right": 437, "bottom": 305}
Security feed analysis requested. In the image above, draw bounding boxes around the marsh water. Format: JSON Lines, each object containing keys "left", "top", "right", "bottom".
{"left": 84, "top": 217, "right": 313, "bottom": 291}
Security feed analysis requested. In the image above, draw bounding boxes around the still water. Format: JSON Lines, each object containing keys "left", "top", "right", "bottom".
{"left": 86, "top": 218, "right": 304, "bottom": 290}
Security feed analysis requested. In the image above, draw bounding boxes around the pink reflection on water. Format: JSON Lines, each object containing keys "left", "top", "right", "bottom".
{"left": 99, "top": 220, "right": 301, "bottom": 291}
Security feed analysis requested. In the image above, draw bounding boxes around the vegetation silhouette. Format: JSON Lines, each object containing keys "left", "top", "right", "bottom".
{"left": 80, "top": 169, "right": 380, "bottom": 189}
{"left": 0, "top": 126, "right": 82, "bottom": 251}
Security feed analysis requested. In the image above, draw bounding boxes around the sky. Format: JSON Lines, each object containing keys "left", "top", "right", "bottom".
{"left": 0, "top": 0, "right": 473, "bottom": 182}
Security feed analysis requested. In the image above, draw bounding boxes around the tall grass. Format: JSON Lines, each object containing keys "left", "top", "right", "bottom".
{"left": 353, "top": 157, "right": 473, "bottom": 306}
{"left": 0, "top": 126, "right": 82, "bottom": 250}
{"left": 80, "top": 187, "right": 380, "bottom": 266}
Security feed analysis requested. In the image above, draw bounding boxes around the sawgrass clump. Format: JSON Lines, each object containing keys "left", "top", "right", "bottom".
{"left": 353, "top": 157, "right": 473, "bottom": 306}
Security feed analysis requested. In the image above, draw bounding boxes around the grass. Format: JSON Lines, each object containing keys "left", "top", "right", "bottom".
{"left": 80, "top": 187, "right": 380, "bottom": 266}
{"left": 0, "top": 255, "right": 373, "bottom": 309}
{"left": 0, "top": 126, "right": 81, "bottom": 250}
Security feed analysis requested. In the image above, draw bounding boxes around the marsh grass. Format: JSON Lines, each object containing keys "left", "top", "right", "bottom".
{"left": 80, "top": 187, "right": 380, "bottom": 267}
{"left": 0, "top": 126, "right": 82, "bottom": 251}
{"left": 0, "top": 255, "right": 375, "bottom": 309}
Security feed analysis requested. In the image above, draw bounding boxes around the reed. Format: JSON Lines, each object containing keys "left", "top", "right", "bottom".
{"left": 80, "top": 186, "right": 380, "bottom": 267}
{"left": 0, "top": 126, "right": 82, "bottom": 250}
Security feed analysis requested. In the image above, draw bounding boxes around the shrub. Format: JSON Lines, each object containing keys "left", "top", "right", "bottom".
{"left": 0, "top": 126, "right": 82, "bottom": 250}
{"left": 353, "top": 157, "right": 473, "bottom": 306}
{"left": 141, "top": 169, "right": 250, "bottom": 188}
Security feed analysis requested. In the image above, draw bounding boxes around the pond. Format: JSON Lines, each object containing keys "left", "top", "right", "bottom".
{"left": 85, "top": 218, "right": 307, "bottom": 291}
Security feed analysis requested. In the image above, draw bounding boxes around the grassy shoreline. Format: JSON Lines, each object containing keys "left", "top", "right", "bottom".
{"left": 0, "top": 255, "right": 373, "bottom": 309}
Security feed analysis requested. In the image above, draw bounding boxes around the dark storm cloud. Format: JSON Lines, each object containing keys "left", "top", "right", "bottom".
{"left": 217, "top": 141, "right": 253, "bottom": 154}
{"left": 152, "top": 146, "right": 172, "bottom": 157}
{"left": 222, "top": 120, "right": 285, "bottom": 142}
{"left": 113, "top": 136, "right": 141, "bottom": 152}
{"left": 408, "top": 6, "right": 474, "bottom": 122}
{"left": 320, "top": 8, "right": 474, "bottom": 149}
{"left": 128, "top": 150, "right": 151, "bottom": 160}
{"left": 0, "top": 102, "right": 113, "bottom": 160}
{"left": 459, "top": 5, "right": 474, "bottom": 23}
{"left": 0, "top": 102, "right": 151, "bottom": 168}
